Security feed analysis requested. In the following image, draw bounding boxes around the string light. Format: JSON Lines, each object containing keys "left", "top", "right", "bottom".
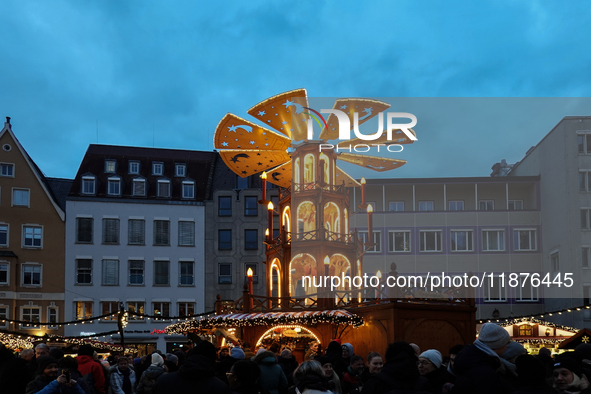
{"left": 478, "top": 304, "right": 591, "bottom": 325}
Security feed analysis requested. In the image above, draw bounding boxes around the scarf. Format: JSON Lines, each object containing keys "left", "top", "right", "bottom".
{"left": 118, "top": 367, "right": 132, "bottom": 394}
{"left": 473, "top": 339, "right": 501, "bottom": 359}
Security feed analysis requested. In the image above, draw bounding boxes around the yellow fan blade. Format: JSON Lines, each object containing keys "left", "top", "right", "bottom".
{"left": 319, "top": 98, "right": 391, "bottom": 141}
{"left": 337, "top": 152, "right": 406, "bottom": 172}
{"left": 219, "top": 150, "right": 290, "bottom": 178}
{"left": 335, "top": 166, "right": 361, "bottom": 187}
{"left": 266, "top": 161, "right": 291, "bottom": 188}
{"left": 214, "top": 113, "right": 292, "bottom": 151}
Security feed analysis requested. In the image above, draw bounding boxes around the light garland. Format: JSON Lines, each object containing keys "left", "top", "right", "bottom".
{"left": 126, "top": 310, "right": 216, "bottom": 320}
{"left": 496, "top": 317, "right": 579, "bottom": 333}
{"left": 0, "top": 312, "right": 118, "bottom": 327}
{"left": 478, "top": 305, "right": 590, "bottom": 330}
{"left": 255, "top": 325, "right": 321, "bottom": 347}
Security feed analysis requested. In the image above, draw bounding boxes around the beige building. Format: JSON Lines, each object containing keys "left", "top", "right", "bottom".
{"left": 0, "top": 118, "right": 70, "bottom": 335}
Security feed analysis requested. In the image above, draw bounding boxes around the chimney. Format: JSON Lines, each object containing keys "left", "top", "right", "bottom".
{"left": 5, "top": 117, "right": 10, "bottom": 126}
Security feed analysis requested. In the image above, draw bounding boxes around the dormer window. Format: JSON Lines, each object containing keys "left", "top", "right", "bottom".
{"left": 132, "top": 178, "right": 146, "bottom": 197}
{"left": 107, "top": 176, "right": 121, "bottom": 196}
{"left": 175, "top": 164, "right": 186, "bottom": 177}
{"left": 129, "top": 161, "right": 140, "bottom": 174}
{"left": 152, "top": 162, "right": 164, "bottom": 176}
{"left": 81, "top": 176, "right": 96, "bottom": 195}
{"left": 105, "top": 160, "right": 116, "bottom": 173}
{"left": 182, "top": 180, "right": 195, "bottom": 199}
{"left": 157, "top": 179, "right": 170, "bottom": 198}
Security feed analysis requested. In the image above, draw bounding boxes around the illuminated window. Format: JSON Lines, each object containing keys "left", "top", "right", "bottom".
{"left": 74, "top": 301, "right": 93, "bottom": 320}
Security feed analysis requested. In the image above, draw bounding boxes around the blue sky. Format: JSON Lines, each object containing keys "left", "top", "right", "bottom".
{"left": 2, "top": 0, "right": 591, "bottom": 179}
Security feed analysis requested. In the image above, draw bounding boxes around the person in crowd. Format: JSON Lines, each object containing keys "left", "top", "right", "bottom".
{"left": 342, "top": 344, "right": 354, "bottom": 366}
{"left": 290, "top": 360, "right": 333, "bottom": 394}
{"left": 253, "top": 350, "right": 288, "bottom": 394}
{"left": 342, "top": 355, "right": 364, "bottom": 394}
{"left": 409, "top": 343, "right": 421, "bottom": 357}
{"left": 417, "top": 349, "right": 454, "bottom": 393}
{"left": 500, "top": 341, "right": 527, "bottom": 385}
{"left": 218, "top": 346, "right": 245, "bottom": 385}
{"left": 446, "top": 345, "right": 464, "bottom": 377}
{"left": 227, "top": 360, "right": 268, "bottom": 394}
{"left": 359, "top": 352, "right": 383, "bottom": 385}
{"left": 26, "top": 355, "right": 85, "bottom": 394}
{"left": 21, "top": 349, "right": 35, "bottom": 362}
{"left": 49, "top": 348, "right": 64, "bottom": 361}
{"left": 325, "top": 341, "right": 348, "bottom": 376}
{"left": 553, "top": 355, "right": 591, "bottom": 394}
{"left": 0, "top": 343, "right": 30, "bottom": 393}
{"left": 219, "top": 347, "right": 231, "bottom": 361}
{"left": 35, "top": 344, "right": 50, "bottom": 358}
{"left": 316, "top": 356, "right": 343, "bottom": 394}
{"left": 361, "top": 341, "right": 428, "bottom": 394}
{"left": 137, "top": 353, "right": 166, "bottom": 394}
{"left": 242, "top": 342, "right": 256, "bottom": 360}
{"left": 305, "top": 342, "right": 320, "bottom": 361}
{"left": 58, "top": 356, "right": 91, "bottom": 394}
{"left": 77, "top": 344, "right": 105, "bottom": 394}
{"left": 513, "top": 354, "right": 554, "bottom": 394}
{"left": 269, "top": 343, "right": 281, "bottom": 355}
{"left": 452, "top": 322, "right": 513, "bottom": 394}
{"left": 278, "top": 349, "right": 299, "bottom": 387}
{"left": 153, "top": 340, "right": 231, "bottom": 394}
{"left": 110, "top": 356, "right": 136, "bottom": 394}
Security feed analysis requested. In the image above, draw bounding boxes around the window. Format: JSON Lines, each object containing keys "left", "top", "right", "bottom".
{"left": 0, "top": 224, "right": 8, "bottom": 246}
{"left": 245, "top": 196, "right": 258, "bottom": 216}
{"left": 175, "top": 164, "right": 186, "bottom": 177}
{"left": 129, "top": 161, "right": 140, "bottom": 174}
{"left": 0, "top": 262, "right": 8, "bottom": 285}
{"left": 245, "top": 263, "right": 258, "bottom": 284}
{"left": 153, "top": 302, "right": 170, "bottom": 320}
{"left": 128, "top": 219, "right": 145, "bottom": 245}
{"left": 245, "top": 229, "right": 258, "bottom": 250}
{"left": 578, "top": 132, "right": 591, "bottom": 154}
{"left": 154, "top": 220, "right": 170, "bottom": 246}
{"left": 76, "top": 218, "right": 93, "bottom": 243}
{"left": 129, "top": 260, "right": 145, "bottom": 285}
{"left": 583, "top": 246, "right": 590, "bottom": 268}
{"left": 47, "top": 305, "right": 58, "bottom": 329}
{"left": 157, "top": 180, "right": 170, "bottom": 198}
{"left": 359, "top": 231, "right": 381, "bottom": 253}
{"left": 107, "top": 177, "right": 121, "bottom": 196}
{"left": 0, "top": 306, "right": 7, "bottom": 329}
{"left": 583, "top": 209, "right": 591, "bottom": 230}
{"left": 508, "top": 200, "right": 524, "bottom": 210}
{"left": 517, "top": 277, "right": 538, "bottom": 302}
{"left": 127, "top": 301, "right": 145, "bottom": 320}
{"left": 75, "top": 301, "right": 93, "bottom": 320}
{"left": 389, "top": 201, "right": 404, "bottom": 212}
{"left": 388, "top": 231, "right": 411, "bottom": 252}
{"left": 551, "top": 252, "right": 559, "bottom": 272}
{"left": 102, "top": 218, "right": 120, "bottom": 244}
{"left": 23, "top": 226, "right": 42, "bottom": 248}
{"left": 102, "top": 259, "right": 119, "bottom": 286}
{"left": 219, "top": 196, "right": 232, "bottom": 216}
{"left": 450, "top": 230, "right": 473, "bottom": 252}
{"left": 219, "top": 263, "right": 232, "bottom": 284}
{"left": 179, "top": 261, "right": 195, "bottom": 286}
{"left": 182, "top": 181, "right": 195, "bottom": 199}
{"left": 21, "top": 306, "right": 40, "bottom": 328}
{"left": 482, "top": 230, "right": 505, "bottom": 251}
{"left": 22, "top": 264, "right": 41, "bottom": 286}
{"left": 104, "top": 160, "right": 116, "bottom": 173}
{"left": 132, "top": 179, "right": 146, "bottom": 196}
{"left": 479, "top": 200, "right": 494, "bottom": 210}
{"left": 418, "top": 201, "right": 433, "bottom": 211}
{"left": 154, "top": 261, "right": 170, "bottom": 286}
{"left": 12, "top": 189, "right": 29, "bottom": 207}
{"left": 484, "top": 275, "right": 506, "bottom": 302}
{"left": 514, "top": 229, "right": 537, "bottom": 251}
{"left": 101, "top": 301, "right": 119, "bottom": 320}
{"left": 178, "top": 221, "right": 195, "bottom": 246}
{"left": 419, "top": 230, "right": 442, "bottom": 252}
{"left": 178, "top": 302, "right": 195, "bottom": 317}
{"left": 448, "top": 201, "right": 464, "bottom": 211}
{"left": 518, "top": 324, "right": 532, "bottom": 336}
{"left": 0, "top": 163, "right": 14, "bottom": 177}
{"left": 152, "top": 162, "right": 164, "bottom": 175}
{"left": 75, "top": 259, "right": 92, "bottom": 284}
{"left": 219, "top": 229, "right": 232, "bottom": 250}
{"left": 81, "top": 176, "right": 95, "bottom": 195}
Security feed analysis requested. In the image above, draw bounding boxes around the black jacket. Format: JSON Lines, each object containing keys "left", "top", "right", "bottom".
{"left": 154, "top": 355, "right": 231, "bottom": 394}
{"left": 0, "top": 346, "right": 30, "bottom": 394}
{"left": 361, "top": 352, "right": 428, "bottom": 394}
{"left": 451, "top": 344, "right": 512, "bottom": 394}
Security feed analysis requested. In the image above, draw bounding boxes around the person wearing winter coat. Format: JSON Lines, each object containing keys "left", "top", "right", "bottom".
{"left": 0, "top": 343, "right": 30, "bottom": 394}
{"left": 110, "top": 357, "right": 136, "bottom": 394}
{"left": 26, "top": 355, "right": 85, "bottom": 394}
{"left": 76, "top": 345, "right": 105, "bottom": 394}
{"left": 254, "top": 351, "right": 288, "bottom": 394}
{"left": 228, "top": 360, "right": 270, "bottom": 394}
{"left": 58, "top": 356, "right": 92, "bottom": 394}
{"left": 278, "top": 349, "right": 299, "bottom": 387}
{"left": 417, "top": 349, "right": 454, "bottom": 394}
{"left": 136, "top": 353, "right": 166, "bottom": 394}
{"left": 553, "top": 355, "right": 591, "bottom": 394}
{"left": 512, "top": 354, "right": 554, "bottom": 394}
{"left": 289, "top": 360, "right": 333, "bottom": 394}
{"left": 325, "top": 341, "right": 348, "bottom": 377}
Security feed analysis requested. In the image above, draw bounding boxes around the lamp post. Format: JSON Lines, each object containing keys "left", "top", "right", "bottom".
{"left": 267, "top": 201, "right": 274, "bottom": 242}
{"left": 247, "top": 268, "right": 254, "bottom": 309}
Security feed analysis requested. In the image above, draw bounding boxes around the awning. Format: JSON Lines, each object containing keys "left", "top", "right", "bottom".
{"left": 165, "top": 309, "right": 364, "bottom": 334}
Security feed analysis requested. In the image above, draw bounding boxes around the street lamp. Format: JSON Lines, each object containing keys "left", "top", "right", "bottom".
{"left": 267, "top": 201, "right": 274, "bottom": 242}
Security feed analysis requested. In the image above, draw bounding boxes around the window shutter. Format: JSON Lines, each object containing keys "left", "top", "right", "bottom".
{"left": 128, "top": 219, "right": 145, "bottom": 244}
{"left": 179, "top": 221, "right": 195, "bottom": 246}
{"left": 102, "top": 260, "right": 119, "bottom": 285}
{"left": 154, "top": 220, "right": 170, "bottom": 245}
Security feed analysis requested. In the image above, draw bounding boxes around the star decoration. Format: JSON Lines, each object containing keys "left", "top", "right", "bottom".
{"left": 258, "top": 111, "right": 266, "bottom": 116}
{"left": 363, "top": 107, "right": 372, "bottom": 113}
{"left": 583, "top": 336, "right": 590, "bottom": 343}
{"left": 250, "top": 141, "right": 255, "bottom": 145}
{"left": 228, "top": 125, "right": 238, "bottom": 132}
{"left": 221, "top": 142, "right": 228, "bottom": 147}
{"left": 282, "top": 121, "right": 288, "bottom": 125}
{"left": 340, "top": 104, "right": 348, "bottom": 110}
{"left": 282, "top": 99, "right": 294, "bottom": 108}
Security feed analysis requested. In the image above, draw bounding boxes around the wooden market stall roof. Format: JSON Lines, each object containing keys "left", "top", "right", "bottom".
{"left": 558, "top": 328, "right": 591, "bottom": 349}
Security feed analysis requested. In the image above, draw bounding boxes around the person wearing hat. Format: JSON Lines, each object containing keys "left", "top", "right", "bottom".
{"left": 553, "top": 355, "right": 591, "bottom": 394}
{"left": 452, "top": 322, "right": 513, "bottom": 394}
{"left": 136, "top": 353, "right": 166, "bottom": 394}
{"left": 417, "top": 349, "right": 454, "bottom": 394}
{"left": 26, "top": 355, "right": 85, "bottom": 394}
{"left": 316, "top": 356, "right": 343, "bottom": 394}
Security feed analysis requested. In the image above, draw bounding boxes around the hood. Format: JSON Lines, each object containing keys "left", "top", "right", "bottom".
{"left": 178, "top": 355, "right": 216, "bottom": 381}
{"left": 143, "top": 365, "right": 166, "bottom": 379}
{"left": 77, "top": 355, "right": 95, "bottom": 365}
{"left": 260, "top": 356, "right": 277, "bottom": 365}
{"left": 453, "top": 344, "right": 500, "bottom": 375}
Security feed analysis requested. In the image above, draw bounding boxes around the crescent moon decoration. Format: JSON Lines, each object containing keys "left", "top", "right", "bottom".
{"left": 213, "top": 89, "right": 416, "bottom": 185}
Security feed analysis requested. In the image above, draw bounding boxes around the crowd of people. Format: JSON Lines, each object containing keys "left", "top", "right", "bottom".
{"left": 2, "top": 322, "right": 591, "bottom": 393}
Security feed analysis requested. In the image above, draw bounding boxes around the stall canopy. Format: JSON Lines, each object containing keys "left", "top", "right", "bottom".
{"left": 558, "top": 328, "right": 591, "bottom": 349}
{"left": 165, "top": 309, "right": 364, "bottom": 334}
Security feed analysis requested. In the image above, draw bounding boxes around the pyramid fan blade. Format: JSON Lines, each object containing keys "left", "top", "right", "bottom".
{"left": 266, "top": 161, "right": 291, "bottom": 188}
{"left": 247, "top": 88, "right": 309, "bottom": 140}
{"left": 337, "top": 152, "right": 406, "bottom": 172}
{"left": 219, "top": 150, "right": 290, "bottom": 177}
{"left": 319, "top": 98, "right": 391, "bottom": 141}
{"left": 336, "top": 127, "right": 417, "bottom": 148}
{"left": 335, "top": 166, "right": 361, "bottom": 187}
{"left": 214, "top": 113, "right": 292, "bottom": 151}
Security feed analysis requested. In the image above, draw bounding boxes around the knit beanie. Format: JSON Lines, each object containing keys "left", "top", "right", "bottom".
{"left": 316, "top": 356, "right": 332, "bottom": 366}
{"left": 342, "top": 343, "right": 354, "bottom": 356}
{"left": 554, "top": 355, "right": 583, "bottom": 378}
{"left": 231, "top": 347, "right": 245, "bottom": 360}
{"left": 256, "top": 347, "right": 267, "bottom": 356}
{"left": 166, "top": 354, "right": 178, "bottom": 365}
{"left": 419, "top": 349, "right": 442, "bottom": 369}
{"left": 151, "top": 353, "right": 164, "bottom": 366}
{"left": 501, "top": 341, "right": 526, "bottom": 361}
{"left": 478, "top": 323, "right": 511, "bottom": 349}
{"left": 37, "top": 355, "right": 58, "bottom": 375}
